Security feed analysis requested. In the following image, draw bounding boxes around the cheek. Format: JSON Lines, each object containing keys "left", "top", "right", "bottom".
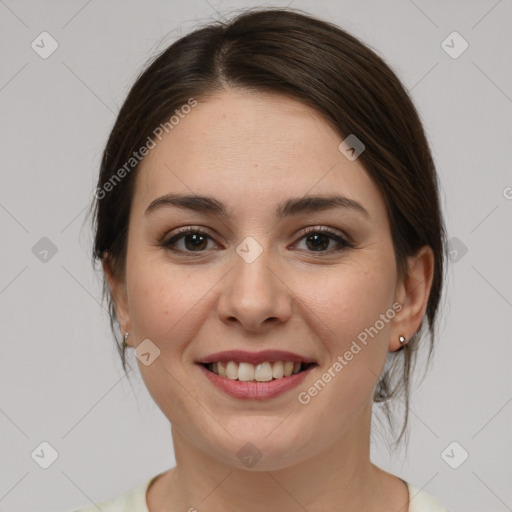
{"left": 292, "top": 265, "right": 395, "bottom": 424}
{"left": 126, "top": 250, "right": 223, "bottom": 366}
{"left": 125, "top": 261, "right": 212, "bottom": 423}
{"left": 304, "top": 260, "right": 396, "bottom": 343}
{"left": 128, "top": 266, "right": 197, "bottom": 346}
{"left": 297, "top": 258, "right": 396, "bottom": 409}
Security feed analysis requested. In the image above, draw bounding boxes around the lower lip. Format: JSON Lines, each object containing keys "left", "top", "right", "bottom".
{"left": 197, "top": 364, "right": 315, "bottom": 400}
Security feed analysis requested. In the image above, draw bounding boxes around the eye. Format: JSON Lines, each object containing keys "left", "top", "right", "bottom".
{"left": 294, "top": 226, "right": 353, "bottom": 253}
{"left": 160, "top": 227, "right": 219, "bottom": 253}
{"left": 159, "top": 226, "right": 354, "bottom": 255}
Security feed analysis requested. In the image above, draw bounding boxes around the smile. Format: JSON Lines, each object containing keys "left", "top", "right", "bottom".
{"left": 197, "top": 361, "right": 317, "bottom": 400}
{"left": 201, "top": 360, "right": 316, "bottom": 382}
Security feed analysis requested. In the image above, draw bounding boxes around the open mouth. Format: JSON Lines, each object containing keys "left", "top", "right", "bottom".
{"left": 199, "top": 361, "right": 317, "bottom": 382}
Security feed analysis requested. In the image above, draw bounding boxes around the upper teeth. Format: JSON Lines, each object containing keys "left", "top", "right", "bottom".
{"left": 208, "top": 361, "right": 303, "bottom": 381}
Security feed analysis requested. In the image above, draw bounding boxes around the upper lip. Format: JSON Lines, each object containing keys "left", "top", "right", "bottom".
{"left": 196, "top": 350, "right": 317, "bottom": 365}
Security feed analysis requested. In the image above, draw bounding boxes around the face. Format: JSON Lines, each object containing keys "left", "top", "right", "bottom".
{"left": 109, "top": 89, "right": 411, "bottom": 470}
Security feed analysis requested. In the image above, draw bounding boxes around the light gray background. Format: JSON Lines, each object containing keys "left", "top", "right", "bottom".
{"left": 1, "top": 1, "right": 511, "bottom": 511}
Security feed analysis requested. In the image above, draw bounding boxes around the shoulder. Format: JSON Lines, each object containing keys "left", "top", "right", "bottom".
{"left": 406, "top": 482, "right": 451, "bottom": 512}
{"left": 70, "top": 478, "right": 154, "bottom": 512}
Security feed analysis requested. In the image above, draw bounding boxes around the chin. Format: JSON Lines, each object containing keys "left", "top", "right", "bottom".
{"left": 204, "top": 426, "right": 314, "bottom": 472}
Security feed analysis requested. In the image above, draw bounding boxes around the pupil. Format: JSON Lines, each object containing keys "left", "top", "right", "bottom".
{"left": 307, "top": 234, "right": 329, "bottom": 251}
{"left": 185, "top": 234, "right": 207, "bottom": 251}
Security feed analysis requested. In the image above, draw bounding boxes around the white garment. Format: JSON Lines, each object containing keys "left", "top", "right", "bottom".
{"left": 71, "top": 476, "right": 450, "bottom": 511}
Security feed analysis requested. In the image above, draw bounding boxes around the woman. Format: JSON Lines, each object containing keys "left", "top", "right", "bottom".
{"left": 77, "top": 7, "right": 449, "bottom": 511}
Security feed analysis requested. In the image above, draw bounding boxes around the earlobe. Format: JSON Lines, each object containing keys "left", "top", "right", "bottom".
{"left": 102, "top": 256, "right": 131, "bottom": 335}
{"left": 390, "top": 246, "right": 434, "bottom": 352}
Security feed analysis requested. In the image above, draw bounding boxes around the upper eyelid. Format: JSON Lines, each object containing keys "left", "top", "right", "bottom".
{"left": 295, "top": 225, "right": 349, "bottom": 239}
{"left": 162, "top": 225, "right": 351, "bottom": 250}
{"left": 165, "top": 225, "right": 347, "bottom": 240}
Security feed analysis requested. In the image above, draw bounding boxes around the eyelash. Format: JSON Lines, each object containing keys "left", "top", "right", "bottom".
{"left": 159, "top": 226, "right": 354, "bottom": 256}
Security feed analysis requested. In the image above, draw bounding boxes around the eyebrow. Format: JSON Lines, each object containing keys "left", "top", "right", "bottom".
{"left": 144, "top": 193, "right": 369, "bottom": 219}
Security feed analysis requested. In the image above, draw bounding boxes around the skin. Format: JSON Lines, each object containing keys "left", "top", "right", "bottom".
{"left": 104, "top": 88, "right": 434, "bottom": 512}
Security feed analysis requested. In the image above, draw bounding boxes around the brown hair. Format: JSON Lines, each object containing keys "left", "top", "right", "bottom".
{"left": 89, "top": 7, "right": 447, "bottom": 447}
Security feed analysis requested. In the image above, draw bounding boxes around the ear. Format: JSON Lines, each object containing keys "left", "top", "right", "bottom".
{"left": 102, "top": 255, "right": 131, "bottom": 344}
{"left": 390, "top": 245, "right": 434, "bottom": 352}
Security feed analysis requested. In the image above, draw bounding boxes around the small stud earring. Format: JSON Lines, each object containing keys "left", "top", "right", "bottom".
{"left": 399, "top": 335, "right": 406, "bottom": 345}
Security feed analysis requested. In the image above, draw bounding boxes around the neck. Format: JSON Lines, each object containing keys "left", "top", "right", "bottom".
{"left": 158, "top": 404, "right": 390, "bottom": 512}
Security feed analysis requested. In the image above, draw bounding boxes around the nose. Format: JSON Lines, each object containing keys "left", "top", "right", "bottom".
{"left": 216, "top": 244, "right": 293, "bottom": 333}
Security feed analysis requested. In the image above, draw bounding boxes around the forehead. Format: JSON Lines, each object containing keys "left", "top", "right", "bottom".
{"left": 132, "top": 89, "right": 384, "bottom": 219}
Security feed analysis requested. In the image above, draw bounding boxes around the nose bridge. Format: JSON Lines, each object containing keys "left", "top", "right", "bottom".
{"left": 233, "top": 236, "right": 278, "bottom": 305}
{"left": 218, "top": 235, "right": 291, "bottom": 330}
